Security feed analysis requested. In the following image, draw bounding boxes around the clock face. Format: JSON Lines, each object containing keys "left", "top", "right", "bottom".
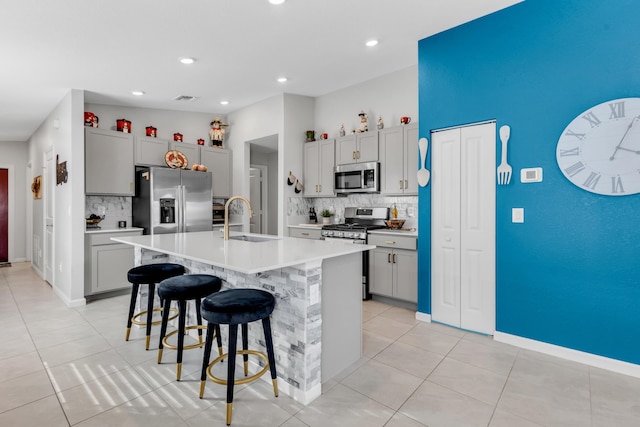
{"left": 556, "top": 97, "right": 640, "bottom": 196}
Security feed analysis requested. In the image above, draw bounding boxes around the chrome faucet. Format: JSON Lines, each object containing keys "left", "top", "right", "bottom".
{"left": 224, "top": 196, "right": 254, "bottom": 240}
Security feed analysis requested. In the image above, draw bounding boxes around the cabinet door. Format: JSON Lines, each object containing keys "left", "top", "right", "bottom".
{"left": 135, "top": 136, "right": 168, "bottom": 166}
{"left": 394, "top": 249, "right": 418, "bottom": 302}
{"left": 201, "top": 147, "right": 232, "bottom": 197}
{"left": 303, "top": 141, "right": 320, "bottom": 196}
{"left": 369, "top": 247, "right": 393, "bottom": 297}
{"left": 318, "top": 139, "right": 335, "bottom": 196}
{"left": 356, "top": 132, "right": 379, "bottom": 163}
{"left": 85, "top": 128, "right": 134, "bottom": 195}
{"left": 91, "top": 244, "right": 135, "bottom": 293}
{"left": 403, "top": 123, "right": 419, "bottom": 194}
{"left": 335, "top": 135, "right": 357, "bottom": 165}
{"left": 171, "top": 142, "right": 200, "bottom": 167}
{"left": 380, "top": 127, "right": 404, "bottom": 194}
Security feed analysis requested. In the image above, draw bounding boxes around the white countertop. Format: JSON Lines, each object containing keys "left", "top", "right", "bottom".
{"left": 112, "top": 231, "right": 374, "bottom": 275}
{"left": 85, "top": 227, "right": 144, "bottom": 234}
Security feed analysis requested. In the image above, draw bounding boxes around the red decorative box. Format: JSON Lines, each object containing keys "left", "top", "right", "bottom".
{"left": 116, "top": 119, "right": 131, "bottom": 133}
{"left": 145, "top": 126, "right": 157, "bottom": 137}
{"left": 197, "top": 138, "right": 205, "bottom": 145}
{"left": 173, "top": 133, "right": 183, "bottom": 142}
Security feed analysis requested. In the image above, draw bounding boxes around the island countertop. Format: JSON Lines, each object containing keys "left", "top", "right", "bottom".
{"left": 112, "top": 230, "right": 374, "bottom": 274}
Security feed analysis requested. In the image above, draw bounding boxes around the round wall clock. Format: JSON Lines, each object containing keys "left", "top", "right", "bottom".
{"left": 556, "top": 97, "right": 640, "bottom": 196}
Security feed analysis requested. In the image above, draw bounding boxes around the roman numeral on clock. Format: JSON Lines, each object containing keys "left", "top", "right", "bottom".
{"left": 582, "top": 112, "right": 601, "bottom": 128}
{"left": 583, "top": 172, "right": 601, "bottom": 189}
{"left": 608, "top": 101, "right": 626, "bottom": 119}
{"left": 564, "top": 129, "right": 586, "bottom": 140}
{"left": 564, "top": 161, "right": 585, "bottom": 177}
{"left": 611, "top": 176, "right": 625, "bottom": 194}
{"left": 559, "top": 147, "right": 580, "bottom": 157}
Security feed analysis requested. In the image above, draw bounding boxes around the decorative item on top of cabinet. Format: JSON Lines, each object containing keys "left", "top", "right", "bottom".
{"left": 306, "top": 130, "right": 316, "bottom": 142}
{"left": 169, "top": 141, "right": 199, "bottom": 166}
{"left": 173, "top": 132, "right": 183, "bottom": 142}
{"left": 116, "top": 118, "right": 131, "bottom": 133}
{"left": 84, "top": 112, "right": 99, "bottom": 127}
{"left": 197, "top": 138, "right": 205, "bottom": 145}
{"left": 339, "top": 123, "right": 346, "bottom": 137}
{"left": 377, "top": 116, "right": 384, "bottom": 130}
{"left": 357, "top": 110, "right": 368, "bottom": 133}
{"left": 400, "top": 116, "right": 411, "bottom": 125}
{"left": 145, "top": 126, "right": 157, "bottom": 137}
{"left": 209, "top": 117, "right": 228, "bottom": 147}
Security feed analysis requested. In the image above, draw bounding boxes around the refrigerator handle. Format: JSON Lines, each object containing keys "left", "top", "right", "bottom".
{"left": 180, "top": 185, "right": 186, "bottom": 232}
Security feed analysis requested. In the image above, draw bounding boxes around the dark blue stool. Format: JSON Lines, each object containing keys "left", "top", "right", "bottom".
{"left": 157, "top": 274, "right": 223, "bottom": 381}
{"left": 199, "top": 288, "right": 278, "bottom": 426}
{"left": 126, "top": 263, "right": 185, "bottom": 349}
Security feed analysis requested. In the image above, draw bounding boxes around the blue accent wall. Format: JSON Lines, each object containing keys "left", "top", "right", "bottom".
{"left": 418, "top": 0, "right": 640, "bottom": 364}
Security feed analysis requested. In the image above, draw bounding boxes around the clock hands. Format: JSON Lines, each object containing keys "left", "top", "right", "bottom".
{"left": 610, "top": 115, "right": 640, "bottom": 160}
{"left": 616, "top": 146, "right": 640, "bottom": 154}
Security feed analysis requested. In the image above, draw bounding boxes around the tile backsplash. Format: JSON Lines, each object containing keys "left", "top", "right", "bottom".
{"left": 288, "top": 194, "right": 418, "bottom": 230}
{"left": 85, "top": 196, "right": 132, "bottom": 229}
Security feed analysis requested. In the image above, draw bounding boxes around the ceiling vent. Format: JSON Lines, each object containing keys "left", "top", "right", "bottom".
{"left": 174, "top": 95, "right": 199, "bottom": 102}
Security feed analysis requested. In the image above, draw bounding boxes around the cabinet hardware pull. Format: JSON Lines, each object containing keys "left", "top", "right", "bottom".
{"left": 393, "top": 254, "right": 397, "bottom": 263}
{"left": 319, "top": 185, "right": 321, "bottom": 192}
{"left": 404, "top": 179, "right": 408, "bottom": 189}
{"left": 388, "top": 253, "right": 392, "bottom": 263}
{"left": 352, "top": 151, "right": 356, "bottom": 160}
{"left": 302, "top": 232, "right": 309, "bottom": 236}
{"left": 385, "top": 240, "right": 396, "bottom": 245}
{"left": 399, "top": 180, "right": 404, "bottom": 189}
{"left": 357, "top": 150, "right": 360, "bottom": 160}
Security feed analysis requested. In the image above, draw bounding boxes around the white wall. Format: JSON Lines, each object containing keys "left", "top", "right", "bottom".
{"left": 0, "top": 142, "right": 28, "bottom": 262}
{"left": 28, "top": 89, "right": 86, "bottom": 306}
{"left": 84, "top": 103, "right": 219, "bottom": 146}
{"left": 314, "top": 65, "right": 418, "bottom": 137}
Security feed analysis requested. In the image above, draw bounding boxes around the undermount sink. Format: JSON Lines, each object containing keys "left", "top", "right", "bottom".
{"left": 227, "top": 234, "right": 279, "bottom": 243}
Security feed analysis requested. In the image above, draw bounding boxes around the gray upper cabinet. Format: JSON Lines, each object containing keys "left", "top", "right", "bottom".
{"left": 201, "top": 146, "right": 232, "bottom": 198}
{"left": 335, "top": 131, "right": 379, "bottom": 165}
{"left": 85, "top": 128, "right": 134, "bottom": 196}
{"left": 170, "top": 142, "right": 200, "bottom": 167}
{"left": 304, "top": 139, "right": 335, "bottom": 197}
{"left": 135, "top": 136, "right": 169, "bottom": 166}
{"left": 380, "top": 123, "right": 418, "bottom": 195}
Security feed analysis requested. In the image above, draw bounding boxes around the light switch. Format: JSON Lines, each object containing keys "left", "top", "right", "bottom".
{"left": 512, "top": 208, "right": 524, "bottom": 223}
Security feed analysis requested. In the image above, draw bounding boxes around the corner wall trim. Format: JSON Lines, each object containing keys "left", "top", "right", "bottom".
{"left": 494, "top": 331, "right": 640, "bottom": 379}
{"left": 416, "top": 311, "right": 431, "bottom": 323}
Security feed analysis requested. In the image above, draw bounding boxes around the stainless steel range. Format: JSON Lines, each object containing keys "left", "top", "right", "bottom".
{"left": 321, "top": 207, "right": 389, "bottom": 300}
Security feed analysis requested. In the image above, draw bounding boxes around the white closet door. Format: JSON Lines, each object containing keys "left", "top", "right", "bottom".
{"left": 431, "top": 127, "right": 462, "bottom": 327}
{"left": 431, "top": 122, "right": 496, "bottom": 335}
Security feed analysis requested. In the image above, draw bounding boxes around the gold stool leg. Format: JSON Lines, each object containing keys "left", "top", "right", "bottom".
{"left": 272, "top": 378, "right": 279, "bottom": 397}
{"left": 125, "top": 327, "right": 131, "bottom": 341}
{"left": 176, "top": 363, "right": 182, "bottom": 381}
{"left": 157, "top": 348, "right": 163, "bottom": 364}
{"left": 199, "top": 380, "right": 206, "bottom": 399}
{"left": 226, "top": 403, "right": 233, "bottom": 426}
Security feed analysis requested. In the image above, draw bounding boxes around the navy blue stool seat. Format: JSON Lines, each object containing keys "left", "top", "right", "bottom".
{"left": 157, "top": 274, "right": 223, "bottom": 381}
{"left": 199, "top": 288, "right": 278, "bottom": 426}
{"left": 126, "top": 263, "right": 185, "bottom": 349}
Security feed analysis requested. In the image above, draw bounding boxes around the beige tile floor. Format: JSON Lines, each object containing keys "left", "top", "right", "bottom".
{"left": 1, "top": 262, "right": 640, "bottom": 426}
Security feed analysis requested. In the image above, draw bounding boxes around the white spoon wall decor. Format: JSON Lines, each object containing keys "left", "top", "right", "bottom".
{"left": 417, "top": 137, "right": 430, "bottom": 187}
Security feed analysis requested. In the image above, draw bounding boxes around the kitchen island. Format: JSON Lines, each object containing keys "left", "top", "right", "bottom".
{"left": 112, "top": 230, "right": 374, "bottom": 405}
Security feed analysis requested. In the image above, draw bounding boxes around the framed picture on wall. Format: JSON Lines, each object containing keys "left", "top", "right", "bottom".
{"left": 31, "top": 175, "right": 42, "bottom": 199}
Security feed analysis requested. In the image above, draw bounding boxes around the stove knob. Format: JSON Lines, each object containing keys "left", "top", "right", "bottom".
{"left": 337, "top": 231, "right": 344, "bottom": 238}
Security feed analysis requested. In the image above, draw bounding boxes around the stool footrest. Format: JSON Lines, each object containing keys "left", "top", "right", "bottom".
{"left": 161, "top": 325, "right": 206, "bottom": 351}
{"left": 206, "top": 350, "right": 270, "bottom": 386}
{"left": 132, "top": 307, "right": 178, "bottom": 326}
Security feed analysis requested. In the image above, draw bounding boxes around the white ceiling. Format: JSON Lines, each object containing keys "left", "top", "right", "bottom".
{"left": 0, "top": 0, "right": 520, "bottom": 142}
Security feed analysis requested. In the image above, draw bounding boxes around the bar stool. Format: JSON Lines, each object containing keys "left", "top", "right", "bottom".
{"left": 199, "top": 288, "right": 278, "bottom": 426}
{"left": 157, "top": 274, "right": 223, "bottom": 381}
{"left": 126, "top": 263, "right": 184, "bottom": 350}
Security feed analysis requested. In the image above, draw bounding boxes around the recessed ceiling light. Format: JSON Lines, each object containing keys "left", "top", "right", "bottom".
{"left": 179, "top": 57, "right": 195, "bottom": 65}
{"left": 131, "top": 90, "right": 145, "bottom": 96}
{"left": 365, "top": 39, "right": 378, "bottom": 47}
{"left": 220, "top": 100, "right": 229, "bottom": 105}
{"left": 269, "top": 0, "right": 286, "bottom": 5}
{"left": 277, "top": 77, "right": 288, "bottom": 83}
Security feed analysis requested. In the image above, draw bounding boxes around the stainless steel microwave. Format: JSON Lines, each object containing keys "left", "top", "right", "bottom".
{"left": 334, "top": 162, "right": 380, "bottom": 194}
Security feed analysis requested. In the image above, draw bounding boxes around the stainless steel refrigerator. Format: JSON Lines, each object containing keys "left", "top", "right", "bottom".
{"left": 132, "top": 167, "right": 213, "bottom": 235}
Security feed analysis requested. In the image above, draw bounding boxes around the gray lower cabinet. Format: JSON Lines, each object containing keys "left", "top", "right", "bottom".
{"left": 368, "top": 233, "right": 417, "bottom": 303}
{"left": 289, "top": 227, "right": 322, "bottom": 239}
{"left": 85, "top": 230, "right": 142, "bottom": 296}
{"left": 85, "top": 128, "right": 135, "bottom": 195}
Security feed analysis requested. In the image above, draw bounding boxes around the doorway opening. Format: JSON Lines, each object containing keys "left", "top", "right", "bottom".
{"left": 247, "top": 135, "right": 278, "bottom": 236}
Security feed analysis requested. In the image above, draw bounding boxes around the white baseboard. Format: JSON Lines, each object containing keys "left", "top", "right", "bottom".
{"left": 31, "top": 264, "right": 44, "bottom": 280}
{"left": 54, "top": 287, "right": 86, "bottom": 308}
{"left": 494, "top": 331, "right": 640, "bottom": 379}
{"left": 416, "top": 311, "right": 431, "bottom": 323}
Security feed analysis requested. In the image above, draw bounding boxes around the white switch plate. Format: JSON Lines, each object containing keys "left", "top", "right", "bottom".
{"left": 520, "top": 167, "right": 543, "bottom": 183}
{"left": 512, "top": 208, "right": 524, "bottom": 223}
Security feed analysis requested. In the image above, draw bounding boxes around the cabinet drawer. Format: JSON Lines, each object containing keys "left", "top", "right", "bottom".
{"left": 289, "top": 227, "right": 322, "bottom": 240}
{"left": 368, "top": 234, "right": 416, "bottom": 250}
{"left": 88, "top": 231, "right": 142, "bottom": 246}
